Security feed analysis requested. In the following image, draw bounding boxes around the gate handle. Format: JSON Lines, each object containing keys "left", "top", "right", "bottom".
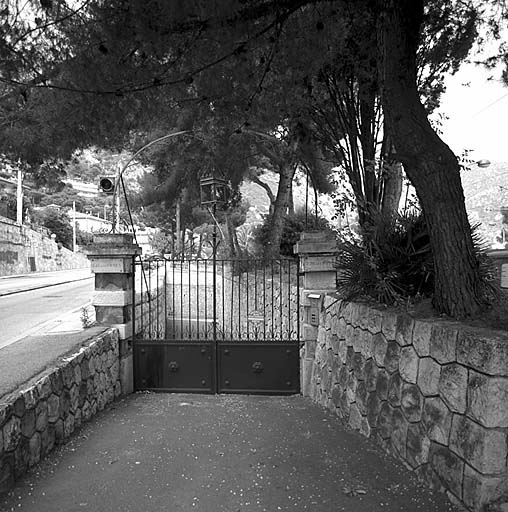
{"left": 168, "top": 361, "right": 179, "bottom": 372}
{"left": 252, "top": 361, "right": 264, "bottom": 374}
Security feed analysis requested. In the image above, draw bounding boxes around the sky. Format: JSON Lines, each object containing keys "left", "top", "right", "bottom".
{"left": 435, "top": 60, "right": 508, "bottom": 164}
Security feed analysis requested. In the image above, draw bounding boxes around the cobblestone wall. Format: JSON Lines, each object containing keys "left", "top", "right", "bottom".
{"left": 0, "top": 329, "right": 121, "bottom": 493}
{"left": 307, "top": 296, "right": 508, "bottom": 511}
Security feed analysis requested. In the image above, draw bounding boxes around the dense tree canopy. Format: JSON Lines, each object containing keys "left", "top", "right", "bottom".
{"left": 1, "top": 0, "right": 508, "bottom": 316}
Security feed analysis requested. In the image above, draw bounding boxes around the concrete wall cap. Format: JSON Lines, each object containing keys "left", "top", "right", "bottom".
{"left": 84, "top": 246, "right": 141, "bottom": 258}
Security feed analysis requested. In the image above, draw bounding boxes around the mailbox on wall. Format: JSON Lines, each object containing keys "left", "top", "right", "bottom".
{"left": 486, "top": 249, "right": 508, "bottom": 290}
{"left": 305, "top": 292, "right": 322, "bottom": 326}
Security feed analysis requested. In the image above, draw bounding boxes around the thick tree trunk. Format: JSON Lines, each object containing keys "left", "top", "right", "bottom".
{"left": 288, "top": 181, "right": 295, "bottom": 216}
{"left": 378, "top": 0, "right": 484, "bottom": 317}
{"left": 381, "top": 162, "right": 403, "bottom": 217}
{"left": 264, "top": 164, "right": 296, "bottom": 259}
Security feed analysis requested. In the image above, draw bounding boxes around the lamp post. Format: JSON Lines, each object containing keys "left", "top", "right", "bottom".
{"left": 199, "top": 174, "right": 229, "bottom": 341}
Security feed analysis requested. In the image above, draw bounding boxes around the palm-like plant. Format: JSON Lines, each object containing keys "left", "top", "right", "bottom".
{"left": 336, "top": 211, "right": 433, "bottom": 305}
{"left": 336, "top": 210, "right": 499, "bottom": 309}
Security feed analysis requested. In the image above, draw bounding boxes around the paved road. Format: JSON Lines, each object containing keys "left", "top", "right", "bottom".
{"left": 0, "top": 394, "right": 457, "bottom": 512}
{"left": 0, "top": 268, "right": 92, "bottom": 297}
{"left": 0, "top": 278, "right": 94, "bottom": 349}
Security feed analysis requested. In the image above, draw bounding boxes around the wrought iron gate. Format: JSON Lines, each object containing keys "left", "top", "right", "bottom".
{"left": 132, "top": 256, "right": 300, "bottom": 395}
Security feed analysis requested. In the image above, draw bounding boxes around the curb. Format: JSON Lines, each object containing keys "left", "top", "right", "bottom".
{"left": 0, "top": 301, "right": 94, "bottom": 350}
{"left": 0, "top": 267, "right": 91, "bottom": 280}
{"left": 0, "top": 275, "right": 94, "bottom": 297}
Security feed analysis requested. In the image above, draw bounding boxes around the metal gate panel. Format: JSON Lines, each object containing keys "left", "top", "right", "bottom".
{"left": 132, "top": 256, "right": 300, "bottom": 395}
{"left": 134, "top": 341, "right": 215, "bottom": 393}
{"left": 217, "top": 341, "right": 300, "bottom": 395}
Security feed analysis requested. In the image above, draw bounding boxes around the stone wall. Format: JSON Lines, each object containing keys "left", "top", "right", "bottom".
{"left": 305, "top": 296, "right": 508, "bottom": 512}
{"left": 0, "top": 329, "right": 122, "bottom": 493}
{"left": 134, "top": 271, "right": 165, "bottom": 338}
{"left": 0, "top": 216, "right": 88, "bottom": 276}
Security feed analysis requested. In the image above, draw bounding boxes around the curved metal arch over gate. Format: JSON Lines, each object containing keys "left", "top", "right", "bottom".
{"left": 132, "top": 256, "right": 301, "bottom": 395}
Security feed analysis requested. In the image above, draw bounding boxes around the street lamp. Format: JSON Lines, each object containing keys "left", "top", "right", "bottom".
{"left": 199, "top": 175, "right": 229, "bottom": 206}
{"left": 199, "top": 173, "right": 229, "bottom": 258}
{"left": 199, "top": 173, "right": 230, "bottom": 342}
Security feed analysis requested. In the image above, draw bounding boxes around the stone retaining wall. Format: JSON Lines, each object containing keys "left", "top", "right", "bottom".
{"left": 134, "top": 272, "right": 165, "bottom": 337}
{"left": 0, "top": 216, "right": 88, "bottom": 276}
{"left": 306, "top": 296, "right": 508, "bottom": 511}
{"left": 0, "top": 329, "right": 122, "bottom": 493}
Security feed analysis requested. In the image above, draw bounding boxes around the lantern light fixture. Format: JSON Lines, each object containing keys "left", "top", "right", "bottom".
{"left": 199, "top": 174, "right": 229, "bottom": 206}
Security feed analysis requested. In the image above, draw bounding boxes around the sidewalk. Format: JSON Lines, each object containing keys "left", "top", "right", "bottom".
{"left": 0, "top": 324, "right": 102, "bottom": 399}
{"left": 0, "top": 267, "right": 97, "bottom": 398}
{"left": 0, "top": 393, "right": 457, "bottom": 512}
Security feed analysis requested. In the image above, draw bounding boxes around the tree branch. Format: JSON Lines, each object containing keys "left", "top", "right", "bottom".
{"left": 250, "top": 174, "right": 276, "bottom": 205}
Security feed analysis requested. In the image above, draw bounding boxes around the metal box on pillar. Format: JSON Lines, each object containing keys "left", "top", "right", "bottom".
{"left": 486, "top": 249, "right": 508, "bottom": 292}
{"left": 84, "top": 233, "right": 141, "bottom": 340}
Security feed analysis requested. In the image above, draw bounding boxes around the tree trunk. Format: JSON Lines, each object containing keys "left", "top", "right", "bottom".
{"left": 378, "top": 0, "right": 484, "bottom": 317}
{"left": 196, "top": 234, "right": 203, "bottom": 258}
{"left": 225, "top": 213, "right": 241, "bottom": 258}
{"left": 288, "top": 180, "right": 295, "bottom": 215}
{"left": 264, "top": 164, "right": 296, "bottom": 259}
{"left": 381, "top": 162, "right": 403, "bottom": 217}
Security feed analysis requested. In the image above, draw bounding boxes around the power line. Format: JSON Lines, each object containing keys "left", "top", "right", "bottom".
{"left": 472, "top": 91, "right": 508, "bottom": 117}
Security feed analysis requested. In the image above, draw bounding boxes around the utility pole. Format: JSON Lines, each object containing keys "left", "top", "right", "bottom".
{"left": 72, "top": 201, "right": 77, "bottom": 252}
{"left": 16, "top": 168, "right": 23, "bottom": 225}
{"left": 113, "top": 177, "right": 121, "bottom": 232}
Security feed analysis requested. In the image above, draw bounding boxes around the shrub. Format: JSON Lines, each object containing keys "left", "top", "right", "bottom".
{"left": 32, "top": 207, "right": 73, "bottom": 249}
{"left": 335, "top": 211, "right": 499, "bottom": 308}
{"left": 336, "top": 211, "right": 434, "bottom": 305}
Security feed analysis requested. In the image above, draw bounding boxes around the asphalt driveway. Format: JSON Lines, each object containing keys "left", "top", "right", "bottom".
{"left": 0, "top": 393, "right": 457, "bottom": 512}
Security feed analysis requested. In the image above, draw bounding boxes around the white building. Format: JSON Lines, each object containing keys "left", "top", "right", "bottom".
{"left": 64, "top": 179, "right": 99, "bottom": 198}
{"left": 73, "top": 211, "right": 112, "bottom": 232}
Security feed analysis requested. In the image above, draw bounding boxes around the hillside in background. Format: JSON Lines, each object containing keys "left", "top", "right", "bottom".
{"left": 462, "top": 161, "right": 508, "bottom": 246}
{"left": 239, "top": 170, "right": 339, "bottom": 228}
{"left": 240, "top": 163, "right": 508, "bottom": 248}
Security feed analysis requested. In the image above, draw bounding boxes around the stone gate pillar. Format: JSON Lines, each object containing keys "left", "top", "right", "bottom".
{"left": 84, "top": 233, "right": 141, "bottom": 394}
{"left": 294, "top": 231, "right": 338, "bottom": 396}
